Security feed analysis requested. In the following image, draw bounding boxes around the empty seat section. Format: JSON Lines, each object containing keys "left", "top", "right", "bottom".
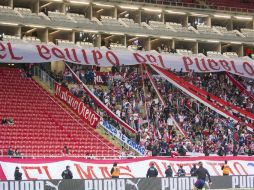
{"left": 0, "top": 67, "right": 119, "bottom": 157}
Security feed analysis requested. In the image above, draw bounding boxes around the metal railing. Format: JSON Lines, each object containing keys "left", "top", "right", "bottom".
{"left": 32, "top": 66, "right": 55, "bottom": 91}
{"left": 99, "top": 0, "right": 254, "bottom": 13}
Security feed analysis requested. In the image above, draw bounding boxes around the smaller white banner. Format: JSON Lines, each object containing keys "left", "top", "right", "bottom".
{"left": 101, "top": 121, "right": 145, "bottom": 156}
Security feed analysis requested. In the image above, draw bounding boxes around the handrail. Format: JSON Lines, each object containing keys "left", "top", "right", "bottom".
{"left": 0, "top": 152, "right": 248, "bottom": 159}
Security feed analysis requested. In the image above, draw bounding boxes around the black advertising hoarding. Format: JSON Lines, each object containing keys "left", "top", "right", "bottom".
{"left": 1, "top": 176, "right": 254, "bottom": 190}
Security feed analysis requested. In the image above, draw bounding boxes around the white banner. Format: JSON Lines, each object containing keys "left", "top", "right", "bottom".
{"left": 1, "top": 42, "right": 254, "bottom": 79}
{"left": 0, "top": 157, "right": 253, "bottom": 180}
{"left": 100, "top": 121, "right": 145, "bottom": 156}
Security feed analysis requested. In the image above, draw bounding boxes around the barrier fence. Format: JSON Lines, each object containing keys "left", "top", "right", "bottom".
{"left": 1, "top": 176, "right": 254, "bottom": 190}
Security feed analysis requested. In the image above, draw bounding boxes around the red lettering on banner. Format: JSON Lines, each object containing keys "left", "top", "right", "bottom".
{"left": 22, "top": 166, "right": 43, "bottom": 180}
{"left": 42, "top": 166, "right": 52, "bottom": 179}
{"left": 146, "top": 54, "right": 156, "bottom": 63}
{"left": 219, "top": 60, "right": 231, "bottom": 71}
{"left": 52, "top": 47, "right": 66, "bottom": 59}
{"left": 36, "top": 45, "right": 51, "bottom": 60}
{"left": 207, "top": 162, "right": 221, "bottom": 176}
{"left": 64, "top": 48, "right": 81, "bottom": 63}
{"left": 158, "top": 55, "right": 165, "bottom": 68}
{"left": 92, "top": 50, "right": 102, "bottom": 65}
{"left": 182, "top": 56, "right": 193, "bottom": 72}
{"left": 98, "top": 166, "right": 111, "bottom": 179}
{"left": 0, "top": 42, "right": 7, "bottom": 59}
{"left": 133, "top": 53, "right": 146, "bottom": 64}
{"left": 106, "top": 51, "right": 119, "bottom": 66}
{"left": 230, "top": 61, "right": 243, "bottom": 75}
{"left": 55, "top": 83, "right": 100, "bottom": 128}
{"left": 133, "top": 53, "right": 166, "bottom": 68}
{"left": 207, "top": 59, "right": 220, "bottom": 70}
{"left": 8, "top": 43, "right": 23, "bottom": 60}
{"left": 233, "top": 162, "right": 248, "bottom": 175}
{"left": 74, "top": 164, "right": 97, "bottom": 179}
{"left": 243, "top": 62, "right": 254, "bottom": 76}
{"left": 81, "top": 49, "right": 90, "bottom": 64}
{"left": 119, "top": 166, "right": 135, "bottom": 178}
{"left": 194, "top": 58, "right": 209, "bottom": 71}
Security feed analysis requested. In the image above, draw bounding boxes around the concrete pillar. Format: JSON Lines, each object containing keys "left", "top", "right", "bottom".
{"left": 193, "top": 42, "right": 198, "bottom": 54}
{"left": 114, "top": 7, "right": 117, "bottom": 18}
{"left": 161, "top": 11, "right": 165, "bottom": 23}
{"left": 137, "top": 10, "right": 141, "bottom": 24}
{"left": 206, "top": 17, "right": 211, "bottom": 27}
{"left": 218, "top": 43, "right": 222, "bottom": 53}
{"left": 88, "top": 4, "right": 92, "bottom": 19}
{"left": 124, "top": 35, "right": 127, "bottom": 47}
{"left": 229, "top": 19, "right": 233, "bottom": 30}
{"left": 171, "top": 39, "right": 175, "bottom": 49}
{"left": 239, "top": 44, "right": 244, "bottom": 57}
{"left": 95, "top": 34, "right": 101, "bottom": 47}
{"left": 17, "top": 26, "right": 21, "bottom": 38}
{"left": 10, "top": 0, "right": 13, "bottom": 8}
{"left": 145, "top": 38, "right": 151, "bottom": 51}
{"left": 51, "top": 61, "right": 65, "bottom": 73}
{"left": 71, "top": 31, "right": 75, "bottom": 43}
{"left": 34, "top": 0, "right": 40, "bottom": 14}
{"left": 61, "top": 3, "right": 66, "bottom": 13}
{"left": 183, "top": 16, "right": 188, "bottom": 27}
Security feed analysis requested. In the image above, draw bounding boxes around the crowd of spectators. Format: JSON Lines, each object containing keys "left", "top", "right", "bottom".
{"left": 7, "top": 147, "right": 22, "bottom": 158}
{"left": 57, "top": 63, "right": 253, "bottom": 157}
{"left": 1, "top": 117, "right": 14, "bottom": 125}
{"left": 183, "top": 72, "right": 254, "bottom": 116}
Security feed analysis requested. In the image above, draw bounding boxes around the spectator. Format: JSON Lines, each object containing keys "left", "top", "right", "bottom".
{"left": 165, "top": 165, "right": 173, "bottom": 177}
{"left": 221, "top": 160, "right": 230, "bottom": 176}
{"left": 8, "top": 147, "right": 14, "bottom": 157}
{"left": 14, "top": 148, "right": 21, "bottom": 158}
{"left": 59, "top": 63, "right": 253, "bottom": 157}
{"left": 146, "top": 162, "right": 158, "bottom": 178}
{"left": 14, "top": 167, "right": 22, "bottom": 180}
{"left": 177, "top": 165, "right": 186, "bottom": 177}
{"left": 62, "top": 166, "right": 73, "bottom": 179}
{"left": 7, "top": 118, "right": 14, "bottom": 125}
{"left": 190, "top": 164, "right": 198, "bottom": 176}
{"left": 62, "top": 145, "right": 70, "bottom": 155}
{"left": 1, "top": 117, "right": 7, "bottom": 124}
{"left": 1, "top": 117, "right": 14, "bottom": 125}
{"left": 110, "top": 162, "right": 120, "bottom": 178}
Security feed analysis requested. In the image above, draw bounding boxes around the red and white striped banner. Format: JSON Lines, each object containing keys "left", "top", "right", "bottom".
{"left": 0, "top": 157, "right": 253, "bottom": 180}
{"left": 150, "top": 64, "right": 254, "bottom": 132}
{"left": 225, "top": 72, "right": 254, "bottom": 102}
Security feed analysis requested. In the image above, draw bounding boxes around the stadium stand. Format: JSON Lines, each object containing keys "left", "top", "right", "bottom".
{"left": 0, "top": 6, "right": 20, "bottom": 18}
{"left": 241, "top": 28, "right": 254, "bottom": 38}
{"left": 197, "top": 24, "right": 219, "bottom": 35}
{"left": 14, "top": 8, "right": 43, "bottom": 21}
{"left": 67, "top": 13, "right": 95, "bottom": 25}
{"left": 0, "top": 67, "right": 119, "bottom": 157}
{"left": 100, "top": 16, "right": 124, "bottom": 27}
{"left": 0, "top": 0, "right": 254, "bottom": 159}
{"left": 119, "top": 18, "right": 143, "bottom": 29}
{"left": 207, "top": 0, "right": 254, "bottom": 9}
